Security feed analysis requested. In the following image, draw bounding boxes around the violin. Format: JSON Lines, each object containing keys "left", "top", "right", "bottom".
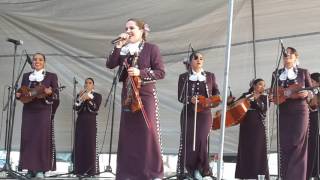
{"left": 197, "top": 95, "right": 221, "bottom": 112}
{"left": 270, "top": 84, "right": 318, "bottom": 105}
{"left": 123, "top": 75, "right": 142, "bottom": 112}
{"left": 122, "top": 57, "right": 150, "bottom": 129}
{"left": 17, "top": 85, "right": 64, "bottom": 104}
{"left": 17, "top": 85, "right": 49, "bottom": 103}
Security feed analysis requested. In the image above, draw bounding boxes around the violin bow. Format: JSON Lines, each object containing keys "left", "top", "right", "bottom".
{"left": 193, "top": 95, "right": 198, "bottom": 151}
{"left": 123, "top": 57, "right": 151, "bottom": 129}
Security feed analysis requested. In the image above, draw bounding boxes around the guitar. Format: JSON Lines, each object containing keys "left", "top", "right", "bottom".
{"left": 271, "top": 84, "right": 319, "bottom": 105}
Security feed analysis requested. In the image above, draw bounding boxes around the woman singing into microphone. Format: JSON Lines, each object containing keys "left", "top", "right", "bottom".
{"left": 73, "top": 77, "right": 102, "bottom": 177}
{"left": 106, "top": 18, "right": 165, "bottom": 180}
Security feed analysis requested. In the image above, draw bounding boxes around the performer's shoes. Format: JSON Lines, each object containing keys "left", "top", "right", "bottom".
{"left": 25, "top": 171, "right": 35, "bottom": 178}
{"left": 34, "top": 172, "right": 44, "bottom": 179}
{"left": 194, "top": 170, "right": 203, "bottom": 180}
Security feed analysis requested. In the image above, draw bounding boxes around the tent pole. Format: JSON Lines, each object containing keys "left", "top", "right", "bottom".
{"left": 217, "top": 0, "right": 234, "bottom": 179}
{"left": 251, "top": 0, "right": 257, "bottom": 78}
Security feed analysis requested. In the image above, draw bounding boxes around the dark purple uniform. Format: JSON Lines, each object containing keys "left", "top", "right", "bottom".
{"left": 73, "top": 92, "right": 102, "bottom": 176}
{"left": 106, "top": 42, "right": 165, "bottom": 180}
{"left": 176, "top": 71, "right": 219, "bottom": 177}
{"left": 272, "top": 68, "right": 312, "bottom": 180}
{"left": 18, "top": 71, "right": 59, "bottom": 172}
{"left": 307, "top": 108, "right": 320, "bottom": 179}
{"left": 235, "top": 93, "right": 269, "bottom": 179}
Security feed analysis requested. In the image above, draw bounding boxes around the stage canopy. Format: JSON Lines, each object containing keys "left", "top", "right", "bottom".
{"left": 0, "top": 0, "right": 319, "bottom": 154}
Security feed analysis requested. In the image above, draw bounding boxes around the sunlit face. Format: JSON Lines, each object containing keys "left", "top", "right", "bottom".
{"left": 283, "top": 48, "right": 297, "bottom": 68}
{"left": 125, "top": 20, "right": 143, "bottom": 43}
{"left": 84, "top": 79, "right": 94, "bottom": 91}
{"left": 254, "top": 80, "right": 265, "bottom": 93}
{"left": 190, "top": 53, "right": 204, "bottom": 71}
{"left": 311, "top": 79, "right": 319, "bottom": 88}
{"left": 32, "top": 54, "right": 45, "bottom": 71}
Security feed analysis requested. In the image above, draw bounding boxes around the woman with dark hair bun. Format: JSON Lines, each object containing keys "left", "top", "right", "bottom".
{"left": 235, "top": 78, "right": 269, "bottom": 179}
{"left": 177, "top": 51, "right": 220, "bottom": 179}
{"left": 270, "top": 47, "right": 312, "bottom": 180}
{"left": 16, "top": 53, "right": 59, "bottom": 179}
{"left": 306, "top": 72, "right": 320, "bottom": 179}
{"left": 73, "top": 77, "right": 102, "bottom": 176}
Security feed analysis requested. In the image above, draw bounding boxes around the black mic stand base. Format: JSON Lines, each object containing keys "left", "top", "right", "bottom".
{"left": 103, "top": 165, "right": 115, "bottom": 175}
{"left": 0, "top": 163, "right": 28, "bottom": 180}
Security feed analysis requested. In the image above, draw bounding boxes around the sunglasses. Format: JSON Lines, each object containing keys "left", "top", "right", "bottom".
{"left": 193, "top": 55, "right": 203, "bottom": 60}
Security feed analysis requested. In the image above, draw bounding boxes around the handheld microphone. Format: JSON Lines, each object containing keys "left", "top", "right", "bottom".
{"left": 111, "top": 37, "right": 123, "bottom": 44}
{"left": 111, "top": 33, "right": 129, "bottom": 44}
{"left": 7, "top": 38, "right": 23, "bottom": 45}
{"left": 280, "top": 39, "right": 288, "bottom": 57}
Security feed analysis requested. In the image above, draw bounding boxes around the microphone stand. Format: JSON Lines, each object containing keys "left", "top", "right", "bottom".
{"left": 316, "top": 84, "right": 320, "bottom": 180}
{"left": 103, "top": 65, "right": 123, "bottom": 176}
{"left": 46, "top": 79, "right": 82, "bottom": 179}
{"left": 270, "top": 40, "right": 284, "bottom": 180}
{"left": 88, "top": 64, "right": 123, "bottom": 179}
{"left": 49, "top": 79, "right": 77, "bottom": 178}
{"left": 71, "top": 77, "right": 78, "bottom": 174}
{"left": 0, "top": 44, "right": 29, "bottom": 179}
{"left": 164, "top": 45, "right": 194, "bottom": 180}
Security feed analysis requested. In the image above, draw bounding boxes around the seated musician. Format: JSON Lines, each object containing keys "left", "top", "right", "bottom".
{"left": 270, "top": 47, "right": 312, "bottom": 180}
{"left": 106, "top": 18, "right": 165, "bottom": 180}
{"left": 73, "top": 77, "right": 102, "bottom": 176}
{"left": 234, "top": 78, "right": 269, "bottom": 179}
{"left": 16, "top": 53, "right": 59, "bottom": 179}
{"left": 176, "top": 51, "right": 220, "bottom": 179}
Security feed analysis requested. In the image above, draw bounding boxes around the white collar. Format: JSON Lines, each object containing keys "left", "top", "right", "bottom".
{"left": 120, "top": 41, "right": 142, "bottom": 55}
{"left": 279, "top": 67, "right": 297, "bottom": 80}
{"left": 189, "top": 69, "right": 206, "bottom": 81}
{"left": 29, "top": 69, "right": 45, "bottom": 82}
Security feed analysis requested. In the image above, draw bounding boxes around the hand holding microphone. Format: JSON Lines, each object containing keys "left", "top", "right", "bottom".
{"left": 111, "top": 33, "right": 129, "bottom": 48}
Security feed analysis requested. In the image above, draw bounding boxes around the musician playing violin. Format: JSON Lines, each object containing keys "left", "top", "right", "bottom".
{"left": 106, "top": 18, "right": 165, "bottom": 180}
{"left": 16, "top": 53, "right": 59, "bottom": 178}
{"left": 307, "top": 72, "right": 320, "bottom": 179}
{"left": 235, "top": 78, "right": 269, "bottom": 179}
{"left": 270, "top": 47, "right": 312, "bottom": 180}
{"left": 73, "top": 78, "right": 102, "bottom": 176}
{"left": 177, "top": 51, "right": 220, "bottom": 179}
